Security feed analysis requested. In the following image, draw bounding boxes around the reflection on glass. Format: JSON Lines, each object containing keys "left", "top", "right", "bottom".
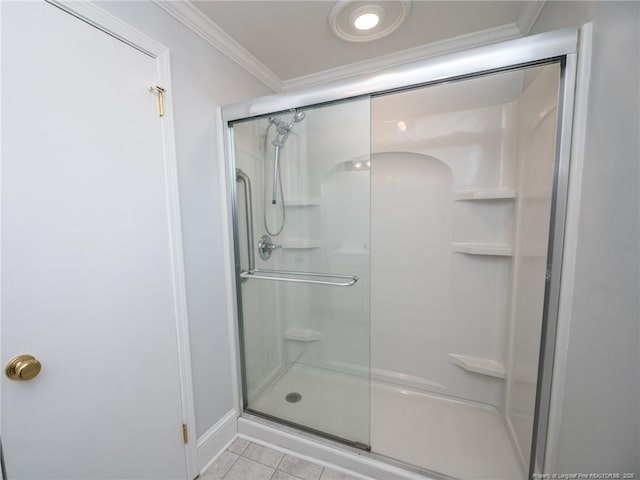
{"left": 232, "top": 98, "right": 371, "bottom": 447}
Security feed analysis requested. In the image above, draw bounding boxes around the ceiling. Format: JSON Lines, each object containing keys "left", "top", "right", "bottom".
{"left": 168, "top": 1, "right": 546, "bottom": 90}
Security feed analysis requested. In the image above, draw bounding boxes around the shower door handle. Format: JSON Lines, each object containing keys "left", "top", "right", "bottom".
{"left": 240, "top": 269, "right": 358, "bottom": 287}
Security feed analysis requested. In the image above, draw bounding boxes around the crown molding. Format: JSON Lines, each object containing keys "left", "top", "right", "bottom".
{"left": 516, "top": 1, "right": 547, "bottom": 35}
{"left": 282, "top": 22, "right": 521, "bottom": 90}
{"left": 153, "top": 0, "right": 283, "bottom": 91}
{"left": 154, "top": 1, "right": 545, "bottom": 94}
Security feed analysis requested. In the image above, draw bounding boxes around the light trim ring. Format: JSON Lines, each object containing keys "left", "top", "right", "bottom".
{"left": 329, "top": 0, "right": 412, "bottom": 43}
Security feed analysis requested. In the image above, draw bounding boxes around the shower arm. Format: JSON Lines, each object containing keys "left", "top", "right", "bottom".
{"left": 236, "top": 168, "right": 255, "bottom": 273}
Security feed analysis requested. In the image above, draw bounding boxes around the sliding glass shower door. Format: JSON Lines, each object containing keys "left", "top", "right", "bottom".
{"left": 231, "top": 98, "right": 371, "bottom": 448}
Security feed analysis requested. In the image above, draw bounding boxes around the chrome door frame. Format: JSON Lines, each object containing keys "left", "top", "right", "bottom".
{"left": 222, "top": 27, "right": 579, "bottom": 478}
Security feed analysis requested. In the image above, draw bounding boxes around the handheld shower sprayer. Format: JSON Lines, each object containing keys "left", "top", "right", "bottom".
{"left": 263, "top": 110, "right": 306, "bottom": 236}
{"left": 270, "top": 111, "right": 306, "bottom": 147}
{"left": 290, "top": 111, "right": 306, "bottom": 125}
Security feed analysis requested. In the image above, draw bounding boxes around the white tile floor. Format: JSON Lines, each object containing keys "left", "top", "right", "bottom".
{"left": 250, "top": 362, "right": 525, "bottom": 480}
{"left": 201, "top": 437, "right": 365, "bottom": 480}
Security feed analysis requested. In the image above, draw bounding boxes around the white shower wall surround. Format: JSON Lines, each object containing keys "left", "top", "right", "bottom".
{"left": 227, "top": 32, "right": 571, "bottom": 479}
{"left": 369, "top": 64, "right": 559, "bottom": 472}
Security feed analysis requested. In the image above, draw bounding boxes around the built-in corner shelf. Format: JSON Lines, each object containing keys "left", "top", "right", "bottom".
{"left": 449, "top": 353, "right": 505, "bottom": 379}
{"left": 331, "top": 247, "right": 369, "bottom": 256}
{"left": 281, "top": 239, "right": 321, "bottom": 249}
{"left": 284, "top": 197, "right": 321, "bottom": 207}
{"left": 452, "top": 242, "right": 513, "bottom": 256}
{"left": 284, "top": 328, "right": 322, "bottom": 342}
{"left": 453, "top": 189, "right": 517, "bottom": 201}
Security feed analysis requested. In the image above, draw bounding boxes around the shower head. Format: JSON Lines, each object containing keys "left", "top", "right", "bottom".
{"left": 271, "top": 111, "right": 306, "bottom": 147}
{"left": 286, "top": 111, "right": 306, "bottom": 129}
{"left": 269, "top": 111, "right": 305, "bottom": 129}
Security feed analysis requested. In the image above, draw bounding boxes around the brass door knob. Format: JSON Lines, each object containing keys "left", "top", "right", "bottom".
{"left": 5, "top": 354, "right": 42, "bottom": 381}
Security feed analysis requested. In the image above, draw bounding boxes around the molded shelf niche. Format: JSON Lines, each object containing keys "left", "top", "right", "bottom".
{"left": 284, "top": 197, "right": 321, "bottom": 207}
{"left": 280, "top": 239, "right": 321, "bottom": 249}
{"left": 452, "top": 242, "right": 513, "bottom": 256}
{"left": 284, "top": 328, "right": 322, "bottom": 342}
{"left": 331, "top": 247, "right": 369, "bottom": 256}
{"left": 453, "top": 189, "right": 517, "bottom": 201}
{"left": 449, "top": 353, "right": 505, "bottom": 379}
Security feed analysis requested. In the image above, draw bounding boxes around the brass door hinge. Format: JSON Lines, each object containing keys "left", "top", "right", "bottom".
{"left": 149, "top": 85, "right": 165, "bottom": 117}
{"left": 182, "top": 423, "right": 188, "bottom": 444}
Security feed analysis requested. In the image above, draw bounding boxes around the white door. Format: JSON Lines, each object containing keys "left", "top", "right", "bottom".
{"left": 1, "top": 2, "right": 190, "bottom": 478}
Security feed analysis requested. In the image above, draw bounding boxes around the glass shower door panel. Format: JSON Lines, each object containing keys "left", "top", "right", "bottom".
{"left": 232, "top": 98, "right": 371, "bottom": 448}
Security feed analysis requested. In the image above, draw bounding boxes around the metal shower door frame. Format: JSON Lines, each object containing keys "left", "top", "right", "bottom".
{"left": 222, "top": 27, "right": 579, "bottom": 478}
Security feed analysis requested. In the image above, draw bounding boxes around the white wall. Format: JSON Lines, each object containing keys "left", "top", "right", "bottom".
{"left": 95, "top": 1, "right": 273, "bottom": 439}
{"left": 531, "top": 2, "right": 640, "bottom": 475}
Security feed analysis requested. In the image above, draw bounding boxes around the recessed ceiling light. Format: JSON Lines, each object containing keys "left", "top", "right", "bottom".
{"left": 354, "top": 12, "right": 380, "bottom": 31}
{"left": 329, "top": 1, "right": 412, "bottom": 43}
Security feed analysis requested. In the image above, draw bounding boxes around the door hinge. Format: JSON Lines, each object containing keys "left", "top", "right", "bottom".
{"left": 149, "top": 85, "right": 165, "bottom": 117}
{"left": 182, "top": 423, "right": 188, "bottom": 444}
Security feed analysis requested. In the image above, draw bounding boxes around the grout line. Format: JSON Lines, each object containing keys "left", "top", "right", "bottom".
{"left": 224, "top": 452, "right": 280, "bottom": 480}
{"left": 276, "top": 457, "right": 324, "bottom": 480}
{"left": 276, "top": 468, "right": 308, "bottom": 480}
{"left": 235, "top": 436, "right": 363, "bottom": 480}
{"left": 220, "top": 449, "right": 241, "bottom": 480}
{"left": 237, "top": 439, "right": 250, "bottom": 456}
{"left": 241, "top": 441, "right": 288, "bottom": 470}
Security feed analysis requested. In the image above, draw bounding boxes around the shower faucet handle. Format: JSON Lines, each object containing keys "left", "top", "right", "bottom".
{"left": 258, "top": 234, "right": 282, "bottom": 261}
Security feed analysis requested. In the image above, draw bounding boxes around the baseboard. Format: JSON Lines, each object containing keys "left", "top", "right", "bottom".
{"left": 197, "top": 409, "right": 238, "bottom": 474}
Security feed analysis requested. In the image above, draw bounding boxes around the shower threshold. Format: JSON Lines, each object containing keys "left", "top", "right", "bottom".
{"left": 239, "top": 411, "right": 453, "bottom": 480}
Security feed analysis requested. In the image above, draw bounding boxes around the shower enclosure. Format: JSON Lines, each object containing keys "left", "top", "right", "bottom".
{"left": 224, "top": 30, "right": 577, "bottom": 480}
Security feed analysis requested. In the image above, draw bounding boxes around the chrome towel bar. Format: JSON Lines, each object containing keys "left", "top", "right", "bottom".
{"left": 240, "top": 269, "right": 358, "bottom": 287}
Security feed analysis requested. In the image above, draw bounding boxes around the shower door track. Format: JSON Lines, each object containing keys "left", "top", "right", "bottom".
{"left": 243, "top": 409, "right": 371, "bottom": 452}
{"left": 224, "top": 27, "right": 581, "bottom": 479}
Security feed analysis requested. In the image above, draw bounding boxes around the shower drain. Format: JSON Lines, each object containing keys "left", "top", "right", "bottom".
{"left": 285, "top": 392, "right": 302, "bottom": 403}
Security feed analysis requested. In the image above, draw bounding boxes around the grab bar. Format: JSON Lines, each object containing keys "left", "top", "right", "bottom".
{"left": 236, "top": 169, "right": 255, "bottom": 273}
{"left": 240, "top": 269, "right": 358, "bottom": 287}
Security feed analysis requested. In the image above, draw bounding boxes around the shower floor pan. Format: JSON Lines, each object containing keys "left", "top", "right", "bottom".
{"left": 250, "top": 362, "right": 524, "bottom": 480}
